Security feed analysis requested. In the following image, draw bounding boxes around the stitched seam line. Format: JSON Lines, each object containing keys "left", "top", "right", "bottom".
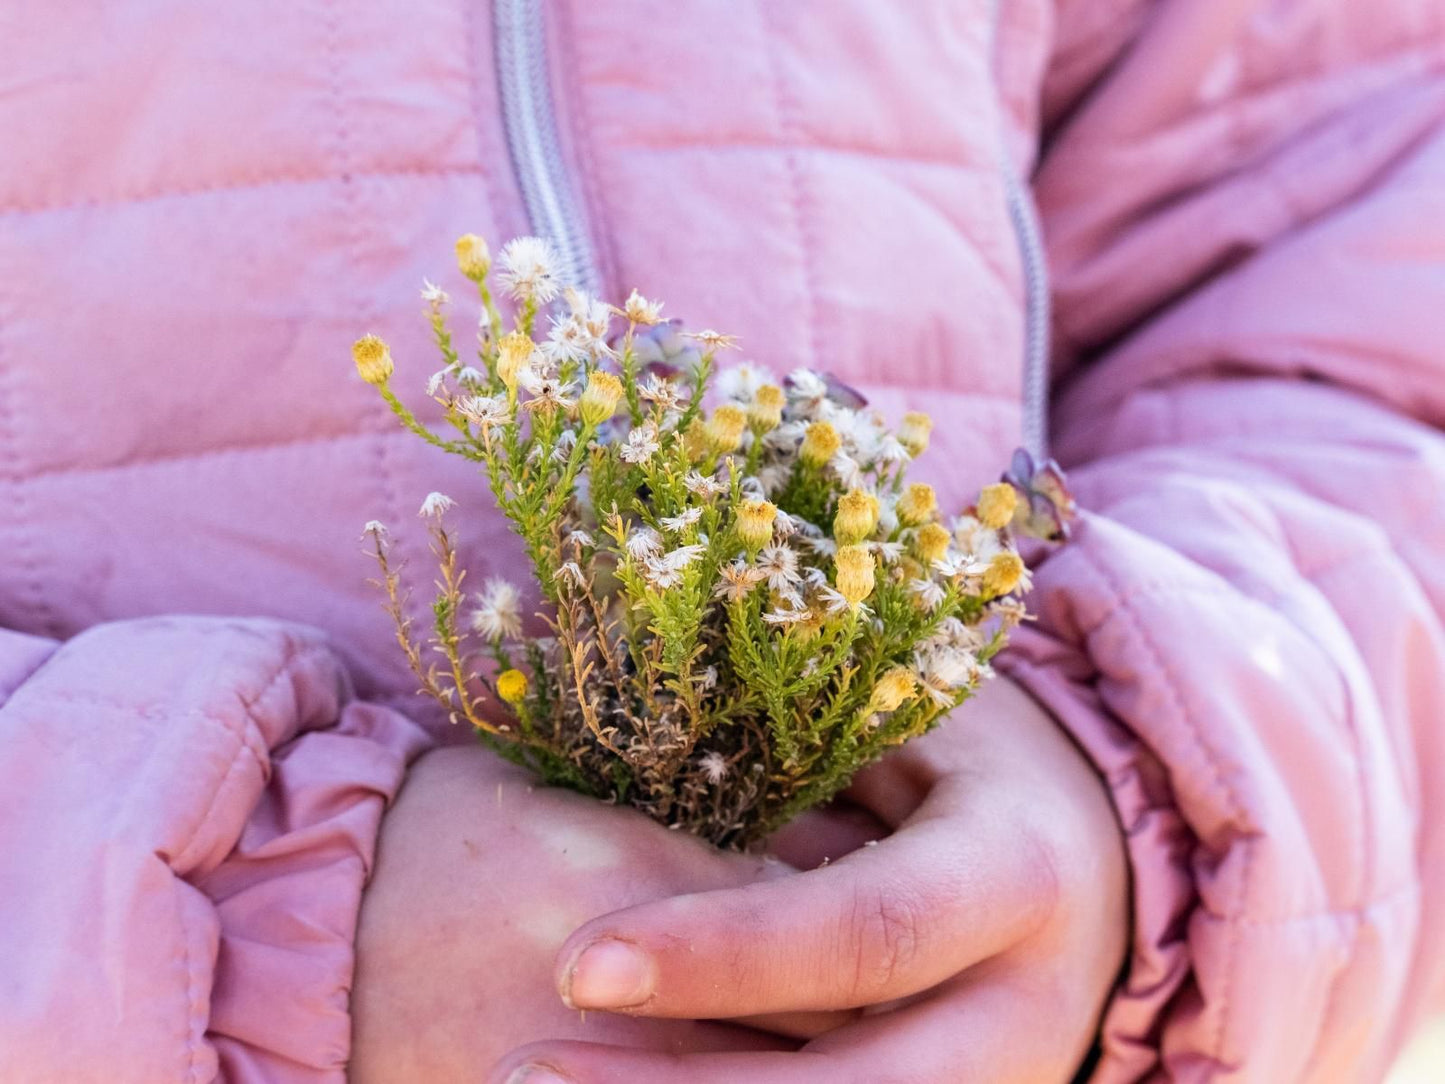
{"left": 758, "top": 2, "right": 821, "bottom": 376}
{"left": 0, "top": 164, "right": 484, "bottom": 219}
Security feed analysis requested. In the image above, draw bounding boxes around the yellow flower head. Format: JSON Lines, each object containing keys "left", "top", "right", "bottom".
{"left": 737, "top": 499, "right": 777, "bottom": 550}
{"left": 455, "top": 233, "right": 491, "bottom": 280}
{"left": 914, "top": 521, "right": 951, "bottom": 564}
{"left": 976, "top": 483, "right": 1019, "bottom": 531}
{"left": 868, "top": 667, "right": 917, "bottom": 713}
{"left": 747, "top": 385, "right": 785, "bottom": 434}
{"left": 834, "top": 489, "right": 879, "bottom": 545}
{"left": 835, "top": 543, "right": 876, "bottom": 606}
{"left": 983, "top": 551, "right": 1025, "bottom": 598}
{"left": 352, "top": 334, "right": 394, "bottom": 387}
{"left": 704, "top": 404, "right": 747, "bottom": 454}
{"left": 800, "top": 420, "right": 841, "bottom": 467}
{"left": 897, "top": 482, "right": 937, "bottom": 527}
{"left": 496, "top": 668, "right": 529, "bottom": 704}
{"left": 579, "top": 370, "right": 624, "bottom": 426}
{"left": 497, "top": 331, "right": 535, "bottom": 391}
{"left": 898, "top": 411, "right": 932, "bottom": 457}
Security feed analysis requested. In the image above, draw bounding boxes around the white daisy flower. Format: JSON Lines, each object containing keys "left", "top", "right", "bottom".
{"left": 813, "top": 583, "right": 851, "bottom": 616}
{"left": 660, "top": 506, "right": 703, "bottom": 532}
{"left": 567, "top": 528, "right": 595, "bottom": 549}
{"left": 455, "top": 365, "right": 487, "bottom": 386}
{"left": 363, "top": 519, "right": 388, "bottom": 538}
{"left": 872, "top": 540, "right": 906, "bottom": 564}
{"left": 756, "top": 543, "right": 801, "bottom": 593}
{"left": 457, "top": 394, "right": 511, "bottom": 429}
{"left": 909, "top": 578, "right": 947, "bottom": 610}
{"left": 786, "top": 368, "right": 828, "bottom": 403}
{"left": 716, "top": 361, "right": 773, "bottom": 403}
{"left": 497, "top": 236, "right": 562, "bottom": 303}
{"left": 621, "top": 423, "right": 661, "bottom": 465}
{"left": 625, "top": 527, "right": 663, "bottom": 561}
{"left": 420, "top": 278, "right": 450, "bottom": 307}
{"left": 763, "top": 606, "right": 812, "bottom": 626}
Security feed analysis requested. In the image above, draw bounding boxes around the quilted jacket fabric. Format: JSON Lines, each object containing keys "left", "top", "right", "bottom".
{"left": 1, "top": 1, "right": 1443, "bottom": 1080}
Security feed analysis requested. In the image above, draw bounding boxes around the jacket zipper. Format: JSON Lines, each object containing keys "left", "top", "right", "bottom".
{"left": 493, "top": 0, "right": 601, "bottom": 294}
{"left": 991, "top": 0, "right": 1052, "bottom": 461}
{"left": 495, "top": 0, "right": 1049, "bottom": 459}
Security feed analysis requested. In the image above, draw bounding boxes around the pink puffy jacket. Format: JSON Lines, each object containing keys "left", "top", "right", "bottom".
{"left": 2, "top": 1, "right": 1443, "bottom": 1080}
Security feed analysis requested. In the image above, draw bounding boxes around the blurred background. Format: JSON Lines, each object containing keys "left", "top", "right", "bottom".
{"left": 1390, "top": 1018, "right": 1445, "bottom": 1082}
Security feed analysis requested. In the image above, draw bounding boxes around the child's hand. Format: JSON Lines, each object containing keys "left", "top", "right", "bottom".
{"left": 491, "top": 677, "right": 1129, "bottom": 1083}
{"left": 349, "top": 745, "right": 795, "bottom": 1082}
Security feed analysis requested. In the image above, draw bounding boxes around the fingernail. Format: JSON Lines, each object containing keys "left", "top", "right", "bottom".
{"left": 505, "top": 1067, "right": 571, "bottom": 1084}
{"left": 504, "top": 1067, "right": 571, "bottom": 1084}
{"left": 563, "top": 938, "right": 655, "bottom": 1009}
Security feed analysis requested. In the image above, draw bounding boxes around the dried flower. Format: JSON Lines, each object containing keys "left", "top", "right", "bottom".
{"left": 621, "top": 288, "right": 664, "bottom": 326}
{"left": 800, "top": 421, "right": 842, "bottom": 467}
{"left": 898, "top": 411, "right": 932, "bottom": 457}
{"left": 834, "top": 489, "right": 879, "bottom": 545}
{"left": 835, "top": 544, "right": 876, "bottom": 605}
{"left": 976, "top": 483, "right": 1018, "bottom": 531}
{"left": 352, "top": 334, "right": 394, "bottom": 386}
{"left": 699, "top": 750, "right": 729, "bottom": 784}
{"left": 897, "top": 482, "right": 937, "bottom": 527}
{"left": 497, "top": 668, "right": 529, "bottom": 704}
{"left": 420, "top": 278, "right": 450, "bottom": 308}
{"left": 419, "top": 491, "right": 454, "bottom": 517}
{"left": 455, "top": 233, "right": 492, "bottom": 280}
{"left": 737, "top": 499, "right": 777, "bottom": 550}
{"left": 687, "top": 329, "right": 741, "bottom": 352}
{"left": 683, "top": 470, "right": 727, "bottom": 499}
{"left": 579, "top": 370, "right": 624, "bottom": 426}
{"left": 715, "top": 559, "right": 766, "bottom": 602}
{"left": 625, "top": 526, "right": 664, "bottom": 562}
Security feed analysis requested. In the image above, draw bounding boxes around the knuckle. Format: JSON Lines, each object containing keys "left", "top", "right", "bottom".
{"left": 845, "top": 880, "right": 929, "bottom": 1000}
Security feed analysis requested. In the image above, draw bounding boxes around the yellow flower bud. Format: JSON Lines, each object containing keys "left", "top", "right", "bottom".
{"left": 496, "top": 668, "right": 529, "bottom": 704}
{"left": 497, "top": 331, "right": 534, "bottom": 390}
{"left": 868, "top": 667, "right": 917, "bottom": 713}
{"left": 833, "top": 489, "right": 879, "bottom": 545}
{"left": 897, "top": 482, "right": 937, "bottom": 526}
{"left": 983, "top": 552, "right": 1026, "bottom": 597}
{"left": 915, "top": 522, "right": 951, "bottom": 564}
{"left": 352, "top": 334, "right": 394, "bottom": 386}
{"left": 835, "top": 544, "right": 876, "bottom": 606}
{"left": 737, "top": 499, "right": 776, "bottom": 550}
{"left": 455, "top": 233, "right": 491, "bottom": 280}
{"left": 800, "top": 420, "right": 841, "bottom": 467}
{"left": 898, "top": 411, "right": 932, "bottom": 457}
{"left": 976, "top": 483, "right": 1019, "bottom": 531}
{"left": 747, "top": 385, "right": 785, "bottom": 434}
{"left": 579, "top": 370, "right": 624, "bottom": 427}
{"left": 704, "top": 404, "right": 747, "bottom": 454}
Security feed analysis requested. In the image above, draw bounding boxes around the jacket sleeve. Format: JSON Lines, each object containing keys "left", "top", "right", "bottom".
{"left": 0, "top": 617, "right": 432, "bottom": 1083}
{"left": 1000, "top": 3, "right": 1445, "bottom": 1079}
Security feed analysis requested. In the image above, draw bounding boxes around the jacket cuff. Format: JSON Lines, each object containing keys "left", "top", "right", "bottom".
{"left": 999, "top": 626, "right": 1196, "bottom": 1082}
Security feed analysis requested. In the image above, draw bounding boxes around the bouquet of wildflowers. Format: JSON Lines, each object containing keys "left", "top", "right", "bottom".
{"left": 354, "top": 234, "right": 1072, "bottom": 849}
